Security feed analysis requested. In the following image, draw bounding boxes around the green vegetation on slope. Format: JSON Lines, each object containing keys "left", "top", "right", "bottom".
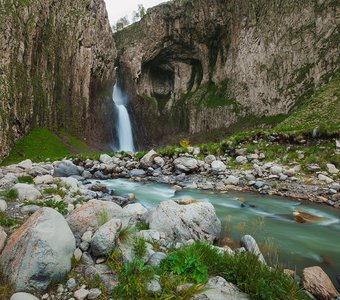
{"left": 0, "top": 127, "right": 88, "bottom": 166}
{"left": 276, "top": 69, "right": 340, "bottom": 132}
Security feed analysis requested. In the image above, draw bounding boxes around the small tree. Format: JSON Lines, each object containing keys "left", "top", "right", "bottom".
{"left": 114, "top": 16, "right": 130, "bottom": 32}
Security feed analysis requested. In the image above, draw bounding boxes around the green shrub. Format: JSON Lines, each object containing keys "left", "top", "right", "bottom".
{"left": 23, "top": 199, "right": 68, "bottom": 215}
{"left": 0, "top": 211, "right": 18, "bottom": 227}
{"left": 133, "top": 238, "right": 147, "bottom": 259}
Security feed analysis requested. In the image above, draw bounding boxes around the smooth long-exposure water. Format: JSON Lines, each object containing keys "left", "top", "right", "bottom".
{"left": 98, "top": 178, "right": 340, "bottom": 287}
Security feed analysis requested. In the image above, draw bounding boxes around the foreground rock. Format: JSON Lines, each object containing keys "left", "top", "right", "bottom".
{"left": 192, "top": 276, "right": 249, "bottom": 299}
{"left": 240, "top": 235, "right": 266, "bottom": 265}
{"left": 302, "top": 266, "right": 339, "bottom": 300}
{"left": 10, "top": 293, "right": 39, "bottom": 300}
{"left": 148, "top": 200, "right": 221, "bottom": 243}
{"left": 0, "top": 208, "right": 76, "bottom": 291}
{"left": 66, "top": 200, "right": 123, "bottom": 240}
{"left": 13, "top": 183, "right": 41, "bottom": 201}
{"left": 173, "top": 157, "right": 198, "bottom": 172}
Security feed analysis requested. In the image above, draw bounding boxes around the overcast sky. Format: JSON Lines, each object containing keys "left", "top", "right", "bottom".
{"left": 104, "top": 0, "right": 167, "bottom": 25}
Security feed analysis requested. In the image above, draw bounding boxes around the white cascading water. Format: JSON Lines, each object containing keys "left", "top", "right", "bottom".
{"left": 112, "top": 82, "right": 135, "bottom": 152}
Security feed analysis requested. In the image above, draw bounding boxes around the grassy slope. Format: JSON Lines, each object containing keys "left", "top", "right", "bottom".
{"left": 276, "top": 69, "right": 340, "bottom": 131}
{"left": 0, "top": 128, "right": 88, "bottom": 166}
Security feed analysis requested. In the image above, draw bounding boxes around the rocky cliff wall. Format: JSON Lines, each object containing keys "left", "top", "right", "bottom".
{"left": 0, "top": 0, "right": 116, "bottom": 157}
{"left": 115, "top": 0, "right": 339, "bottom": 148}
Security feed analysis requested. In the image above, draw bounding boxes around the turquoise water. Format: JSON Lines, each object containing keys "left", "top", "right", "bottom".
{"left": 97, "top": 179, "right": 340, "bottom": 287}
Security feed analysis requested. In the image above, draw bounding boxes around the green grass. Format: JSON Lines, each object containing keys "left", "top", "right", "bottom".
{"left": 23, "top": 199, "right": 69, "bottom": 215}
{"left": 276, "top": 69, "right": 340, "bottom": 132}
{"left": 1, "top": 128, "right": 69, "bottom": 166}
{"left": 0, "top": 266, "right": 14, "bottom": 300}
{"left": 59, "top": 129, "right": 89, "bottom": 152}
{"left": 0, "top": 188, "right": 18, "bottom": 202}
{"left": 133, "top": 237, "right": 147, "bottom": 259}
{"left": 0, "top": 211, "right": 19, "bottom": 227}
{"left": 18, "top": 175, "right": 34, "bottom": 184}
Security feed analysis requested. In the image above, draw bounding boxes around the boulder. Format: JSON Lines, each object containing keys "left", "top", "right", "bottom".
{"left": 318, "top": 174, "right": 334, "bottom": 184}
{"left": 211, "top": 161, "right": 227, "bottom": 173}
{"left": 0, "top": 226, "right": 7, "bottom": 253}
{"left": 28, "top": 166, "right": 50, "bottom": 177}
{"left": 240, "top": 235, "right": 266, "bottom": 264}
{"left": 173, "top": 157, "right": 198, "bottom": 172}
{"left": 302, "top": 266, "right": 338, "bottom": 300}
{"left": 54, "top": 160, "right": 80, "bottom": 177}
{"left": 33, "top": 175, "right": 54, "bottom": 185}
{"left": 225, "top": 175, "right": 239, "bottom": 185}
{"left": 10, "top": 293, "right": 39, "bottom": 300}
{"left": 129, "top": 169, "right": 146, "bottom": 177}
{"left": 66, "top": 200, "right": 123, "bottom": 239}
{"left": 192, "top": 276, "right": 249, "bottom": 300}
{"left": 137, "top": 230, "right": 161, "bottom": 242}
{"left": 154, "top": 156, "right": 165, "bottom": 167}
{"left": 140, "top": 150, "right": 158, "bottom": 168}
{"left": 122, "top": 203, "right": 148, "bottom": 216}
{"left": 59, "top": 177, "right": 80, "bottom": 192}
{"left": 0, "top": 208, "right": 75, "bottom": 291}
{"left": 326, "top": 163, "right": 339, "bottom": 174}
{"left": 0, "top": 199, "right": 7, "bottom": 212}
{"left": 13, "top": 183, "right": 41, "bottom": 201}
{"left": 17, "top": 159, "right": 33, "bottom": 170}
{"left": 148, "top": 200, "right": 221, "bottom": 243}
{"left": 147, "top": 252, "right": 167, "bottom": 267}
{"left": 270, "top": 165, "right": 283, "bottom": 175}
{"left": 91, "top": 218, "right": 122, "bottom": 257}
{"left": 0, "top": 174, "right": 18, "bottom": 189}
{"left": 236, "top": 156, "right": 247, "bottom": 164}
{"left": 205, "top": 155, "right": 216, "bottom": 165}
{"left": 99, "top": 154, "right": 113, "bottom": 164}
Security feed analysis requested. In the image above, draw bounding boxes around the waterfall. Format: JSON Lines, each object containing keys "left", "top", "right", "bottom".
{"left": 111, "top": 82, "right": 135, "bottom": 152}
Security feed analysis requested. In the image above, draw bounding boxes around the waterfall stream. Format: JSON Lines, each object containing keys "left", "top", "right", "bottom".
{"left": 112, "top": 82, "right": 135, "bottom": 152}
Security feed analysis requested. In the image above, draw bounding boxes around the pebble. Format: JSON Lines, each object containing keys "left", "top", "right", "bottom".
{"left": 74, "top": 288, "right": 89, "bottom": 300}
{"left": 67, "top": 278, "right": 77, "bottom": 290}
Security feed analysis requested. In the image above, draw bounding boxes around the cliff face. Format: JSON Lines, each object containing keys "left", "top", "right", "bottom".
{"left": 0, "top": 0, "right": 116, "bottom": 157}
{"left": 115, "top": 0, "right": 339, "bottom": 148}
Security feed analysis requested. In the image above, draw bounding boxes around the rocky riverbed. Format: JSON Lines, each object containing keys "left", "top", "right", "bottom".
{"left": 0, "top": 150, "right": 339, "bottom": 299}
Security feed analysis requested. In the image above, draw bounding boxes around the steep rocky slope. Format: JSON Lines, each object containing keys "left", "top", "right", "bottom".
{"left": 0, "top": 0, "right": 116, "bottom": 158}
{"left": 114, "top": 0, "right": 339, "bottom": 148}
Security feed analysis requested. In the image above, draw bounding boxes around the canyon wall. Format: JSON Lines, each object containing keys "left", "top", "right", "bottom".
{"left": 115, "top": 0, "right": 339, "bottom": 148}
{"left": 0, "top": 0, "right": 116, "bottom": 157}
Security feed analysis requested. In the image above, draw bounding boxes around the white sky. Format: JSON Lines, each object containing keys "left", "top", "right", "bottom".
{"left": 104, "top": 0, "right": 167, "bottom": 25}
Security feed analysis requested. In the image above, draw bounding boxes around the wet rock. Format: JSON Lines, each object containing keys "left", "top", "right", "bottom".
{"left": 10, "top": 293, "right": 39, "bottom": 300}
{"left": 90, "top": 183, "right": 109, "bottom": 193}
{"left": 54, "top": 160, "right": 80, "bottom": 177}
{"left": 240, "top": 235, "right": 266, "bottom": 264}
{"left": 148, "top": 200, "right": 221, "bottom": 243}
{"left": 13, "top": 183, "right": 41, "bottom": 201}
{"left": 293, "top": 211, "right": 326, "bottom": 223}
{"left": 303, "top": 266, "right": 338, "bottom": 300}
{"left": 192, "top": 276, "right": 249, "bottom": 299}
{"left": 174, "top": 157, "right": 198, "bottom": 172}
{"left": 140, "top": 150, "right": 158, "bottom": 168}
{"left": 66, "top": 200, "right": 123, "bottom": 239}
{"left": 91, "top": 218, "right": 122, "bottom": 257}
{"left": 0, "top": 208, "right": 75, "bottom": 291}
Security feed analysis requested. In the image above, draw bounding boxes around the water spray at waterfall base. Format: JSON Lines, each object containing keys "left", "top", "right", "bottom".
{"left": 111, "top": 80, "right": 135, "bottom": 152}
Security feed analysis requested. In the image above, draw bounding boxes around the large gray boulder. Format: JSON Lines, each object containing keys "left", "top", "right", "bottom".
{"left": 192, "top": 276, "right": 249, "bottom": 300}
{"left": 54, "top": 160, "right": 80, "bottom": 177}
{"left": 0, "top": 208, "right": 75, "bottom": 291}
{"left": 13, "top": 183, "right": 41, "bottom": 201}
{"left": 91, "top": 218, "right": 122, "bottom": 257}
{"left": 0, "top": 226, "right": 7, "bottom": 253}
{"left": 140, "top": 150, "right": 158, "bottom": 168}
{"left": 173, "top": 157, "right": 198, "bottom": 172}
{"left": 148, "top": 200, "right": 221, "bottom": 243}
{"left": 66, "top": 200, "right": 123, "bottom": 240}
{"left": 211, "top": 160, "right": 227, "bottom": 173}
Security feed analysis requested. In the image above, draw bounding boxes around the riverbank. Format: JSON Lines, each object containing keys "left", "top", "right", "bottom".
{"left": 0, "top": 150, "right": 340, "bottom": 299}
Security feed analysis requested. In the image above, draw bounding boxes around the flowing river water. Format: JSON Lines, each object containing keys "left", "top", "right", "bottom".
{"left": 97, "top": 178, "right": 340, "bottom": 287}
